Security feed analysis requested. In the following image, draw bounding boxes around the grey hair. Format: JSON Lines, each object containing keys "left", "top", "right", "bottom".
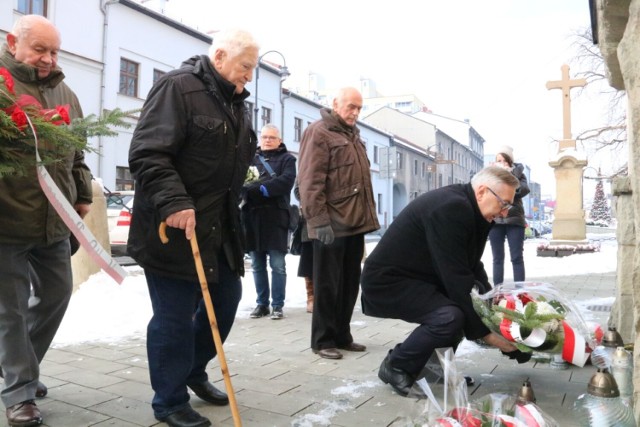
{"left": 471, "top": 166, "right": 520, "bottom": 190}
{"left": 208, "top": 28, "right": 259, "bottom": 59}
{"left": 11, "top": 14, "right": 59, "bottom": 40}
{"left": 261, "top": 123, "right": 281, "bottom": 138}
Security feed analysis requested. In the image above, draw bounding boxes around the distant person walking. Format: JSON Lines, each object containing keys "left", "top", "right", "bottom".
{"left": 298, "top": 87, "right": 380, "bottom": 360}
{"left": 488, "top": 145, "right": 530, "bottom": 285}
{"left": 242, "top": 124, "right": 296, "bottom": 320}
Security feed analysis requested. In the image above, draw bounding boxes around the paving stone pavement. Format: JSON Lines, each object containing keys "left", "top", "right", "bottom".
{"left": 0, "top": 271, "right": 616, "bottom": 426}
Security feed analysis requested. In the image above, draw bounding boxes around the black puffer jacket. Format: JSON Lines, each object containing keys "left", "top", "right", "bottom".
{"left": 493, "top": 163, "right": 530, "bottom": 228}
{"left": 128, "top": 55, "right": 257, "bottom": 282}
{"left": 241, "top": 144, "right": 296, "bottom": 252}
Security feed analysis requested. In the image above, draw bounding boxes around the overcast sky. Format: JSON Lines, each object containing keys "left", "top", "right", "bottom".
{"left": 156, "top": 0, "right": 620, "bottom": 197}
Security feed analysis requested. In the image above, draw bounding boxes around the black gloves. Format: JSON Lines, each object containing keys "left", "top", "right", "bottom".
{"left": 315, "top": 224, "right": 335, "bottom": 245}
{"left": 246, "top": 185, "right": 262, "bottom": 202}
{"left": 501, "top": 349, "right": 532, "bottom": 364}
{"left": 473, "top": 280, "right": 491, "bottom": 295}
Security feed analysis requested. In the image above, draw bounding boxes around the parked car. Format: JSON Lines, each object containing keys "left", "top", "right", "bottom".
{"left": 528, "top": 220, "right": 552, "bottom": 238}
{"left": 109, "top": 198, "right": 133, "bottom": 256}
{"left": 105, "top": 190, "right": 134, "bottom": 232}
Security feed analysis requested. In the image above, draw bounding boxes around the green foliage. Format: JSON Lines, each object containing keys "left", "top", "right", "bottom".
{"left": 0, "top": 108, "right": 137, "bottom": 177}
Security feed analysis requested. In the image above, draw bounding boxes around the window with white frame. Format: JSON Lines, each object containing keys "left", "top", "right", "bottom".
{"left": 294, "top": 117, "right": 302, "bottom": 141}
{"left": 119, "top": 58, "right": 139, "bottom": 97}
{"left": 18, "top": 0, "right": 46, "bottom": 15}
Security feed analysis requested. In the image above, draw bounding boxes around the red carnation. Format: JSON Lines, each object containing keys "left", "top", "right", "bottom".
{"left": 10, "top": 106, "right": 28, "bottom": 130}
{"left": 53, "top": 104, "right": 71, "bottom": 125}
{"left": 41, "top": 104, "right": 71, "bottom": 125}
{"left": 0, "top": 67, "right": 15, "bottom": 94}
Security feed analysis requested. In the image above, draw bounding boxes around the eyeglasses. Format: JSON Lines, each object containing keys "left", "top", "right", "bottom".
{"left": 487, "top": 187, "right": 513, "bottom": 211}
{"left": 261, "top": 135, "right": 280, "bottom": 141}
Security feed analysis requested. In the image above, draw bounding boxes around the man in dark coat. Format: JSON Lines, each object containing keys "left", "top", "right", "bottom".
{"left": 361, "top": 166, "right": 531, "bottom": 397}
{"left": 242, "top": 124, "right": 296, "bottom": 320}
{"left": 128, "top": 29, "right": 259, "bottom": 427}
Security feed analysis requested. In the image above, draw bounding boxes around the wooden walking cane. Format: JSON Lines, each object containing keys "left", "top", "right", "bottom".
{"left": 159, "top": 222, "right": 242, "bottom": 427}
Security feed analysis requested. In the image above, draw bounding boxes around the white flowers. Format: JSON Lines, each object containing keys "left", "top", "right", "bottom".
{"left": 245, "top": 165, "right": 259, "bottom": 184}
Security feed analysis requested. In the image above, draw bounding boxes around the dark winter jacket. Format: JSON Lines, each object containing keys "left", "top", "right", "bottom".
{"left": 0, "top": 48, "right": 92, "bottom": 245}
{"left": 128, "top": 54, "right": 257, "bottom": 282}
{"left": 297, "top": 108, "right": 380, "bottom": 239}
{"left": 241, "top": 144, "right": 296, "bottom": 252}
{"left": 493, "top": 163, "right": 529, "bottom": 228}
{"left": 361, "top": 183, "right": 492, "bottom": 341}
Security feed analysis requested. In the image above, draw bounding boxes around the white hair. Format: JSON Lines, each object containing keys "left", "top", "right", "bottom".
{"left": 471, "top": 166, "right": 519, "bottom": 190}
{"left": 261, "top": 123, "right": 281, "bottom": 138}
{"left": 208, "top": 28, "right": 259, "bottom": 59}
{"left": 11, "top": 14, "right": 59, "bottom": 40}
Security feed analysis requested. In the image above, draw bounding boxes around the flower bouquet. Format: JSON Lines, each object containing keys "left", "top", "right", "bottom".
{"left": 1, "top": 67, "right": 135, "bottom": 177}
{"left": 435, "top": 393, "right": 559, "bottom": 426}
{"left": 471, "top": 282, "right": 595, "bottom": 367}
{"left": 245, "top": 165, "right": 260, "bottom": 184}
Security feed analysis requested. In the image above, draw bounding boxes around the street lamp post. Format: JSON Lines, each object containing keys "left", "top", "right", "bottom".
{"left": 253, "top": 50, "right": 290, "bottom": 138}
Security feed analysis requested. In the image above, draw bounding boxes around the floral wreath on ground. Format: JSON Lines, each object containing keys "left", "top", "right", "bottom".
{"left": 0, "top": 67, "right": 135, "bottom": 177}
{"left": 471, "top": 282, "right": 596, "bottom": 367}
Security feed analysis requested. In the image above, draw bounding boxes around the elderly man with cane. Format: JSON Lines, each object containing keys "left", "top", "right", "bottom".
{"left": 128, "top": 28, "right": 259, "bottom": 427}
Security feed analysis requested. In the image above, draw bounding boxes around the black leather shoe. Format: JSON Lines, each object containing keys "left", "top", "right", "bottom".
{"left": 158, "top": 406, "right": 211, "bottom": 427}
{"left": 187, "top": 381, "right": 229, "bottom": 406}
{"left": 35, "top": 382, "right": 47, "bottom": 398}
{"left": 250, "top": 305, "right": 270, "bottom": 318}
{"left": 378, "top": 352, "right": 414, "bottom": 397}
{"left": 6, "top": 400, "right": 42, "bottom": 427}
{"left": 312, "top": 348, "right": 343, "bottom": 359}
{"left": 337, "top": 342, "right": 366, "bottom": 352}
{"left": 501, "top": 349, "right": 533, "bottom": 364}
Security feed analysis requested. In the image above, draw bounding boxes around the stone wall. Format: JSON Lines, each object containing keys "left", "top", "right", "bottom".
{"left": 596, "top": 0, "right": 640, "bottom": 416}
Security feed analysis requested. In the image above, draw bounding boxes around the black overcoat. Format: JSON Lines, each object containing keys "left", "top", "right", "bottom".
{"left": 361, "top": 183, "right": 493, "bottom": 340}
{"left": 241, "top": 144, "right": 296, "bottom": 252}
{"left": 128, "top": 55, "right": 257, "bottom": 283}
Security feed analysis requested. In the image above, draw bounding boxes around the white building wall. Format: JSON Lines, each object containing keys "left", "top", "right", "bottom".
{"left": 0, "top": 1, "right": 394, "bottom": 230}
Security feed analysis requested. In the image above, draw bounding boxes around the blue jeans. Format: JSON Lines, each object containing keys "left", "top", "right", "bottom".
{"left": 250, "top": 250, "right": 286, "bottom": 308}
{"left": 488, "top": 223, "right": 525, "bottom": 285}
{"left": 144, "top": 255, "right": 242, "bottom": 419}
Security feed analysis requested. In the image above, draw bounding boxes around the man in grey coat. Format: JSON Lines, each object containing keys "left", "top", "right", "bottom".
{"left": 361, "top": 166, "right": 531, "bottom": 397}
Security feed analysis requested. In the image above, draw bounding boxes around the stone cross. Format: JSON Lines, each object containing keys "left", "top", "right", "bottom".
{"left": 546, "top": 64, "right": 586, "bottom": 148}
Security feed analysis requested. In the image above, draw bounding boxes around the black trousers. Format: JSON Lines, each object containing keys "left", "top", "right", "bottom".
{"left": 310, "top": 234, "right": 364, "bottom": 350}
{"left": 389, "top": 304, "right": 465, "bottom": 378}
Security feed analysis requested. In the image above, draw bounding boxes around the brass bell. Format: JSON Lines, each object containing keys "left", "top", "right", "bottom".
{"left": 587, "top": 368, "right": 620, "bottom": 398}
{"left": 602, "top": 328, "right": 624, "bottom": 348}
{"left": 516, "top": 380, "right": 536, "bottom": 403}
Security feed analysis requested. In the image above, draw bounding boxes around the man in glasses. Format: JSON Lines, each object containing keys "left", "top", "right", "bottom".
{"left": 361, "top": 165, "right": 531, "bottom": 398}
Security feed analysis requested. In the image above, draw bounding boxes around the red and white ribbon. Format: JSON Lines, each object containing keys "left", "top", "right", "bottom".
{"left": 561, "top": 320, "right": 589, "bottom": 367}
{"left": 498, "top": 414, "right": 527, "bottom": 427}
{"left": 514, "top": 403, "right": 545, "bottom": 426}
{"left": 434, "top": 417, "right": 463, "bottom": 427}
{"left": 498, "top": 296, "right": 547, "bottom": 347}
{"left": 31, "top": 117, "right": 127, "bottom": 284}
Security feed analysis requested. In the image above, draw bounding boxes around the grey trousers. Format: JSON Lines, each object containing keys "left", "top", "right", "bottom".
{"left": 0, "top": 239, "right": 72, "bottom": 408}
